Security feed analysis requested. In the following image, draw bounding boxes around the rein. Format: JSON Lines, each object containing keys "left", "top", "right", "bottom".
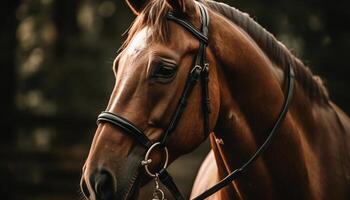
{"left": 97, "top": 3, "right": 294, "bottom": 200}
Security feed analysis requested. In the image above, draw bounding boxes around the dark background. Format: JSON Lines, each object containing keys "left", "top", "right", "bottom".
{"left": 1, "top": 0, "right": 349, "bottom": 199}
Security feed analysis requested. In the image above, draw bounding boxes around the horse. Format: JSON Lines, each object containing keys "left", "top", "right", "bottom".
{"left": 80, "top": 0, "right": 350, "bottom": 199}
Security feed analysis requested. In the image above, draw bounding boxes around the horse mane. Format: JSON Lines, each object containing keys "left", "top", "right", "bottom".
{"left": 204, "top": 0, "right": 329, "bottom": 103}
{"left": 124, "top": 0, "right": 329, "bottom": 103}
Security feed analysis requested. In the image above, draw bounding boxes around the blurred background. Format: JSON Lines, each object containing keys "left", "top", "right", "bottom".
{"left": 1, "top": 0, "right": 349, "bottom": 199}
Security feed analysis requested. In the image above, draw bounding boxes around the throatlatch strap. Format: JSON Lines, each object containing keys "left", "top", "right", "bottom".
{"left": 198, "top": 3, "right": 211, "bottom": 138}
{"left": 201, "top": 64, "right": 210, "bottom": 137}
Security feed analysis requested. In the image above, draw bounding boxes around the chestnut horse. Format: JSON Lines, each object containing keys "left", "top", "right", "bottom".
{"left": 80, "top": 0, "right": 350, "bottom": 199}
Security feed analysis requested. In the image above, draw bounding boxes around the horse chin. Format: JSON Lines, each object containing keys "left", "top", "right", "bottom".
{"left": 124, "top": 172, "right": 153, "bottom": 200}
{"left": 123, "top": 172, "right": 148, "bottom": 200}
{"left": 140, "top": 173, "right": 152, "bottom": 187}
{"left": 125, "top": 183, "right": 140, "bottom": 200}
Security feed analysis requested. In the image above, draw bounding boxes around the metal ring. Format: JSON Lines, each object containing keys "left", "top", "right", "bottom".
{"left": 141, "top": 142, "right": 169, "bottom": 177}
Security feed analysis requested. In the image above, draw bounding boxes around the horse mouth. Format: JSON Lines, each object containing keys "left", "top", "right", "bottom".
{"left": 124, "top": 174, "right": 141, "bottom": 200}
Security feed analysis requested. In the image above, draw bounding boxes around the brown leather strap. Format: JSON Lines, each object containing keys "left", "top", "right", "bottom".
{"left": 210, "top": 133, "right": 243, "bottom": 200}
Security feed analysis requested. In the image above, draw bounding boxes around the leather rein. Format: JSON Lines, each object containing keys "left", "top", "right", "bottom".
{"left": 97, "top": 3, "right": 295, "bottom": 200}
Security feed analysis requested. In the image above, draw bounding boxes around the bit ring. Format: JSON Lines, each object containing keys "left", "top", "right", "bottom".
{"left": 141, "top": 142, "right": 169, "bottom": 177}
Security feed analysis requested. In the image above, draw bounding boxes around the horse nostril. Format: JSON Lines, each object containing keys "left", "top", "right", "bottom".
{"left": 92, "top": 169, "right": 116, "bottom": 200}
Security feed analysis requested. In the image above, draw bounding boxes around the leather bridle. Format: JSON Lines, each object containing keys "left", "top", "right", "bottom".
{"left": 97, "top": 3, "right": 294, "bottom": 200}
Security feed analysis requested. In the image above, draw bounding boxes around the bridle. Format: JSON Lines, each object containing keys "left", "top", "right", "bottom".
{"left": 96, "top": 3, "right": 295, "bottom": 200}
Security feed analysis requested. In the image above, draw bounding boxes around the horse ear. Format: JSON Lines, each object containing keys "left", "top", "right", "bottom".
{"left": 166, "top": 0, "right": 196, "bottom": 14}
{"left": 125, "top": 0, "right": 149, "bottom": 15}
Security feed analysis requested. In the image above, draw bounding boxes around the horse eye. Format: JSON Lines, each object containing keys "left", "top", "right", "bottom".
{"left": 152, "top": 64, "right": 176, "bottom": 79}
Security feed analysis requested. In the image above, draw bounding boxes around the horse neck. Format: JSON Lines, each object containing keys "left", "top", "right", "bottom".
{"left": 208, "top": 11, "right": 316, "bottom": 199}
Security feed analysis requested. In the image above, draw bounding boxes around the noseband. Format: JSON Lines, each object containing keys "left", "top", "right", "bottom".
{"left": 97, "top": 3, "right": 294, "bottom": 200}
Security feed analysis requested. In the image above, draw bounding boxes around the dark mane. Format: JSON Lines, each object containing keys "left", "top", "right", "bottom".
{"left": 205, "top": 0, "right": 329, "bottom": 103}
{"left": 124, "top": 0, "right": 329, "bottom": 103}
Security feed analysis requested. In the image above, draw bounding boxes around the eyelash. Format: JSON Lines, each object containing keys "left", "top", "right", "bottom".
{"left": 151, "top": 63, "right": 177, "bottom": 79}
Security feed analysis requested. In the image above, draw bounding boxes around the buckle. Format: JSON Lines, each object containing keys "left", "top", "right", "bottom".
{"left": 191, "top": 65, "right": 203, "bottom": 74}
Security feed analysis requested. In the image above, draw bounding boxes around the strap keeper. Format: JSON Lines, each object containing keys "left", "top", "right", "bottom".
{"left": 205, "top": 98, "right": 211, "bottom": 113}
{"left": 203, "top": 63, "right": 209, "bottom": 73}
{"left": 189, "top": 65, "right": 202, "bottom": 84}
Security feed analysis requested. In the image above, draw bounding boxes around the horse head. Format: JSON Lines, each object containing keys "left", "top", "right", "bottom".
{"left": 81, "top": 0, "right": 220, "bottom": 199}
